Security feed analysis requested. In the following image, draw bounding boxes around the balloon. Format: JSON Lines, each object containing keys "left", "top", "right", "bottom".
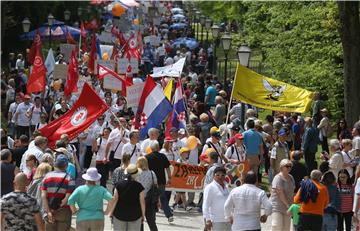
{"left": 146, "top": 146, "right": 152, "bottom": 154}
{"left": 112, "top": 3, "right": 125, "bottom": 17}
{"left": 53, "top": 80, "right": 61, "bottom": 91}
{"left": 102, "top": 52, "right": 109, "bottom": 61}
{"left": 186, "top": 136, "right": 198, "bottom": 150}
{"left": 133, "top": 19, "right": 139, "bottom": 25}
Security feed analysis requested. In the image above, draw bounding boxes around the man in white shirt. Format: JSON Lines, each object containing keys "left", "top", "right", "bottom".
{"left": 122, "top": 130, "right": 142, "bottom": 164}
{"left": 20, "top": 136, "right": 48, "bottom": 174}
{"left": 7, "top": 94, "right": 21, "bottom": 138}
{"left": 26, "top": 96, "right": 47, "bottom": 134}
{"left": 14, "top": 94, "right": 33, "bottom": 138}
{"left": 104, "top": 119, "right": 129, "bottom": 171}
{"left": 202, "top": 127, "right": 226, "bottom": 164}
{"left": 203, "top": 166, "right": 231, "bottom": 231}
{"left": 352, "top": 121, "right": 360, "bottom": 157}
{"left": 224, "top": 171, "right": 272, "bottom": 231}
{"left": 140, "top": 128, "right": 160, "bottom": 155}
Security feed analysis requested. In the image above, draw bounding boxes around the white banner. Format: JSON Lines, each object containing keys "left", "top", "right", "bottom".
{"left": 60, "top": 44, "right": 76, "bottom": 63}
{"left": 117, "top": 58, "right": 138, "bottom": 74}
{"left": 126, "top": 82, "right": 145, "bottom": 108}
{"left": 103, "top": 75, "right": 122, "bottom": 91}
{"left": 95, "top": 60, "right": 115, "bottom": 75}
{"left": 53, "top": 64, "right": 68, "bottom": 79}
{"left": 151, "top": 57, "right": 186, "bottom": 78}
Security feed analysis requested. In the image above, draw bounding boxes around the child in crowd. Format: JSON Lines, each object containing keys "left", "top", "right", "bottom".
{"left": 287, "top": 203, "right": 300, "bottom": 231}
{"left": 174, "top": 148, "right": 192, "bottom": 211}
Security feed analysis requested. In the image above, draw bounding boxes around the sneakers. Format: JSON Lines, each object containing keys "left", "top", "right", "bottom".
{"left": 185, "top": 207, "right": 192, "bottom": 212}
{"left": 168, "top": 216, "right": 174, "bottom": 223}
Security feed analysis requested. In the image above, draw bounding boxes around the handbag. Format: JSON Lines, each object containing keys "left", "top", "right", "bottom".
{"left": 145, "top": 171, "right": 160, "bottom": 205}
{"left": 49, "top": 173, "right": 68, "bottom": 210}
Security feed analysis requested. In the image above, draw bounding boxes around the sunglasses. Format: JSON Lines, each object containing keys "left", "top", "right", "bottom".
{"left": 285, "top": 165, "right": 292, "bottom": 168}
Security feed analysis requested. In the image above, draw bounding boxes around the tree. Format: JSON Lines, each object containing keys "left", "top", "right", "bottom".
{"left": 337, "top": 1, "right": 360, "bottom": 126}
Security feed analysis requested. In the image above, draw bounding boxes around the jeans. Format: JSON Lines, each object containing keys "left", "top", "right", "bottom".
{"left": 96, "top": 162, "right": 109, "bottom": 188}
{"left": 297, "top": 214, "right": 323, "bottom": 231}
{"left": 113, "top": 217, "right": 141, "bottom": 231}
{"left": 337, "top": 211, "right": 353, "bottom": 231}
{"left": 158, "top": 185, "right": 173, "bottom": 218}
{"left": 322, "top": 213, "right": 337, "bottom": 231}
{"left": 84, "top": 146, "right": 93, "bottom": 169}
{"left": 304, "top": 151, "right": 317, "bottom": 175}
{"left": 141, "top": 199, "right": 157, "bottom": 231}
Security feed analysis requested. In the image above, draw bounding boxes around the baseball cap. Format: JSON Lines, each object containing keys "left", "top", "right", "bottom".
{"left": 233, "top": 133, "right": 244, "bottom": 140}
{"left": 278, "top": 129, "right": 287, "bottom": 136}
{"left": 180, "top": 147, "right": 190, "bottom": 154}
{"left": 55, "top": 154, "right": 69, "bottom": 168}
{"left": 23, "top": 94, "right": 31, "bottom": 100}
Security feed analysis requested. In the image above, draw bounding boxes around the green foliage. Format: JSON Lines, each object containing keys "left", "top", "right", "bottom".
{"left": 197, "top": 1, "right": 344, "bottom": 119}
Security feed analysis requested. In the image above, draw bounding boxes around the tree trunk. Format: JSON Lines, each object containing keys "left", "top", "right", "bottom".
{"left": 337, "top": 1, "right": 360, "bottom": 126}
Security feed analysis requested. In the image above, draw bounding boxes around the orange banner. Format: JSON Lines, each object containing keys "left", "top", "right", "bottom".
{"left": 166, "top": 161, "right": 207, "bottom": 192}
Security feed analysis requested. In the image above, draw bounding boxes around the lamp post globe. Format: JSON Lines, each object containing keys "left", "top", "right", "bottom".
{"left": 211, "top": 24, "right": 220, "bottom": 38}
{"left": 22, "top": 18, "right": 31, "bottom": 33}
{"left": 221, "top": 32, "right": 232, "bottom": 53}
{"left": 48, "top": 14, "right": 55, "bottom": 26}
{"left": 237, "top": 44, "right": 252, "bottom": 67}
{"left": 64, "top": 9, "right": 71, "bottom": 21}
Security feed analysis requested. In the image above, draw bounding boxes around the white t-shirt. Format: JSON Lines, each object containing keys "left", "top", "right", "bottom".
{"left": 202, "top": 138, "right": 223, "bottom": 164}
{"left": 140, "top": 138, "right": 153, "bottom": 155}
{"left": 108, "top": 128, "right": 129, "bottom": 159}
{"left": 27, "top": 105, "right": 44, "bottom": 126}
{"left": 160, "top": 148, "right": 178, "bottom": 162}
{"left": 172, "top": 139, "right": 183, "bottom": 158}
{"left": 8, "top": 102, "right": 19, "bottom": 123}
{"left": 342, "top": 151, "right": 355, "bottom": 177}
{"left": 122, "top": 142, "right": 142, "bottom": 164}
{"left": 15, "top": 102, "right": 33, "bottom": 126}
{"left": 353, "top": 136, "right": 360, "bottom": 150}
{"left": 225, "top": 144, "right": 246, "bottom": 162}
{"left": 96, "top": 137, "right": 108, "bottom": 161}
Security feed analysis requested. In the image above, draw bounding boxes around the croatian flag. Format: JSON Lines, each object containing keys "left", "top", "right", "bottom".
{"left": 134, "top": 76, "right": 172, "bottom": 139}
{"left": 171, "top": 80, "right": 186, "bottom": 129}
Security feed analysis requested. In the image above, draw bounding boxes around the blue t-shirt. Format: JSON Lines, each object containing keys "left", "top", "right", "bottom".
{"left": 66, "top": 163, "right": 76, "bottom": 180}
{"left": 205, "top": 86, "right": 217, "bottom": 106}
{"left": 243, "top": 129, "right": 263, "bottom": 155}
{"left": 68, "top": 185, "right": 112, "bottom": 222}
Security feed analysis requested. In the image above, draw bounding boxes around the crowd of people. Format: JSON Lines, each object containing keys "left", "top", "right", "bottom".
{"left": 1, "top": 2, "right": 360, "bottom": 231}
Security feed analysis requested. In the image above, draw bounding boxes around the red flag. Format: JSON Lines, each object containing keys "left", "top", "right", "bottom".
{"left": 64, "top": 50, "right": 79, "bottom": 97}
{"left": 161, "top": 77, "right": 167, "bottom": 89}
{"left": 39, "top": 83, "right": 109, "bottom": 148}
{"left": 127, "top": 33, "right": 140, "bottom": 62}
{"left": 27, "top": 30, "right": 42, "bottom": 64}
{"left": 80, "top": 21, "right": 87, "bottom": 38}
{"left": 66, "top": 31, "right": 76, "bottom": 45}
{"left": 125, "top": 65, "right": 133, "bottom": 85}
{"left": 27, "top": 48, "right": 46, "bottom": 93}
{"left": 85, "top": 18, "right": 99, "bottom": 30}
{"left": 89, "top": 33, "right": 97, "bottom": 73}
{"left": 164, "top": 111, "right": 173, "bottom": 137}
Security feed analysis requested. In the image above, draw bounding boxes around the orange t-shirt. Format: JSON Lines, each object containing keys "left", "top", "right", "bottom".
{"left": 294, "top": 180, "right": 329, "bottom": 216}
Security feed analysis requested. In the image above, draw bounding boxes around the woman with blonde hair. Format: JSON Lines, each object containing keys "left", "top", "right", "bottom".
{"left": 27, "top": 163, "right": 53, "bottom": 214}
{"left": 136, "top": 157, "right": 158, "bottom": 231}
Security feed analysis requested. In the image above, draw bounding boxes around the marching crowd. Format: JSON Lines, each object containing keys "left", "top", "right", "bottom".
{"left": 2, "top": 3, "right": 360, "bottom": 231}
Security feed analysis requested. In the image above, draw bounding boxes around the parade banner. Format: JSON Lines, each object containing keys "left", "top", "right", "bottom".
{"left": 60, "top": 44, "right": 76, "bottom": 62}
{"left": 151, "top": 57, "right": 186, "bottom": 78}
{"left": 126, "top": 82, "right": 145, "bottom": 108}
{"left": 166, "top": 161, "right": 207, "bottom": 192}
{"left": 103, "top": 75, "right": 123, "bottom": 91}
{"left": 117, "top": 58, "right": 138, "bottom": 74}
{"left": 95, "top": 60, "right": 115, "bottom": 74}
{"left": 53, "top": 64, "right": 68, "bottom": 79}
{"left": 232, "top": 64, "right": 314, "bottom": 113}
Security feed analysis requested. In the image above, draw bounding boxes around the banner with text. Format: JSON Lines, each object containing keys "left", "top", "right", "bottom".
{"left": 166, "top": 161, "right": 207, "bottom": 192}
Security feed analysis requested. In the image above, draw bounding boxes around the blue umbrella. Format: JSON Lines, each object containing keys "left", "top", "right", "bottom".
{"left": 172, "top": 37, "right": 199, "bottom": 50}
{"left": 19, "top": 20, "right": 81, "bottom": 41}
{"left": 172, "top": 14, "right": 186, "bottom": 20}
{"left": 169, "top": 23, "right": 188, "bottom": 30}
{"left": 171, "top": 8, "right": 183, "bottom": 14}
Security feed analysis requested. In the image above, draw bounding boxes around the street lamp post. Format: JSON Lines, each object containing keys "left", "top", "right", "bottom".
{"left": 64, "top": 9, "right": 71, "bottom": 22}
{"left": 48, "top": 14, "right": 55, "bottom": 48}
{"left": 195, "top": 11, "right": 200, "bottom": 41}
{"left": 200, "top": 15, "right": 205, "bottom": 46}
{"left": 205, "top": 18, "right": 212, "bottom": 49}
{"left": 78, "top": 7, "right": 83, "bottom": 18}
{"left": 237, "top": 44, "right": 252, "bottom": 127}
{"left": 221, "top": 32, "right": 232, "bottom": 87}
{"left": 211, "top": 24, "right": 220, "bottom": 74}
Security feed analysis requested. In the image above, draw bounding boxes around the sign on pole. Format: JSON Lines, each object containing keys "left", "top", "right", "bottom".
{"left": 126, "top": 82, "right": 145, "bottom": 108}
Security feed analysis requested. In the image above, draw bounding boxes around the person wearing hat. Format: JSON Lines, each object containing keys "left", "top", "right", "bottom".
{"left": 202, "top": 127, "right": 227, "bottom": 164}
{"left": 225, "top": 133, "right": 246, "bottom": 165}
{"left": 169, "top": 127, "right": 183, "bottom": 159}
{"left": 270, "top": 128, "right": 290, "bottom": 177}
{"left": 41, "top": 154, "right": 75, "bottom": 230}
{"left": 67, "top": 168, "right": 113, "bottom": 231}
{"left": 160, "top": 136, "right": 177, "bottom": 161}
{"left": 14, "top": 93, "right": 33, "bottom": 138}
{"left": 317, "top": 108, "right": 331, "bottom": 154}
{"left": 107, "top": 164, "right": 145, "bottom": 230}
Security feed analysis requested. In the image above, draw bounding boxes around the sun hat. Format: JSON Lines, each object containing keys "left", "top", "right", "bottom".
{"left": 82, "top": 167, "right": 102, "bottom": 181}
{"left": 125, "top": 164, "right": 142, "bottom": 179}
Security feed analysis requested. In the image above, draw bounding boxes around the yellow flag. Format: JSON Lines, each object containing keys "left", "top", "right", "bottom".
{"left": 231, "top": 64, "right": 314, "bottom": 113}
{"left": 164, "top": 78, "right": 173, "bottom": 101}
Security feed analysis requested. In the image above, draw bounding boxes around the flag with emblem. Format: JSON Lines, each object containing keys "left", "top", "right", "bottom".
{"left": 27, "top": 29, "right": 42, "bottom": 64}
{"left": 97, "top": 64, "right": 132, "bottom": 96}
{"left": 27, "top": 48, "right": 47, "bottom": 93}
{"left": 133, "top": 76, "right": 172, "bottom": 139}
{"left": 64, "top": 49, "right": 79, "bottom": 97}
{"left": 39, "top": 83, "right": 109, "bottom": 148}
{"left": 171, "top": 80, "right": 186, "bottom": 129}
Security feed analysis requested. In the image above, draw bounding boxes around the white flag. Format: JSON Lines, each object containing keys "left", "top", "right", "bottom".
{"left": 44, "top": 48, "right": 55, "bottom": 80}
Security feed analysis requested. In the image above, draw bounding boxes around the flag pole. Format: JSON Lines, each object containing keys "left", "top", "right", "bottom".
{"left": 224, "top": 64, "right": 238, "bottom": 127}
{"left": 79, "top": 36, "right": 82, "bottom": 60}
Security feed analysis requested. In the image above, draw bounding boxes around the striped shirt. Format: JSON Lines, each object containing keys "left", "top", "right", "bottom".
{"left": 338, "top": 184, "right": 354, "bottom": 213}
{"left": 41, "top": 170, "right": 75, "bottom": 208}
